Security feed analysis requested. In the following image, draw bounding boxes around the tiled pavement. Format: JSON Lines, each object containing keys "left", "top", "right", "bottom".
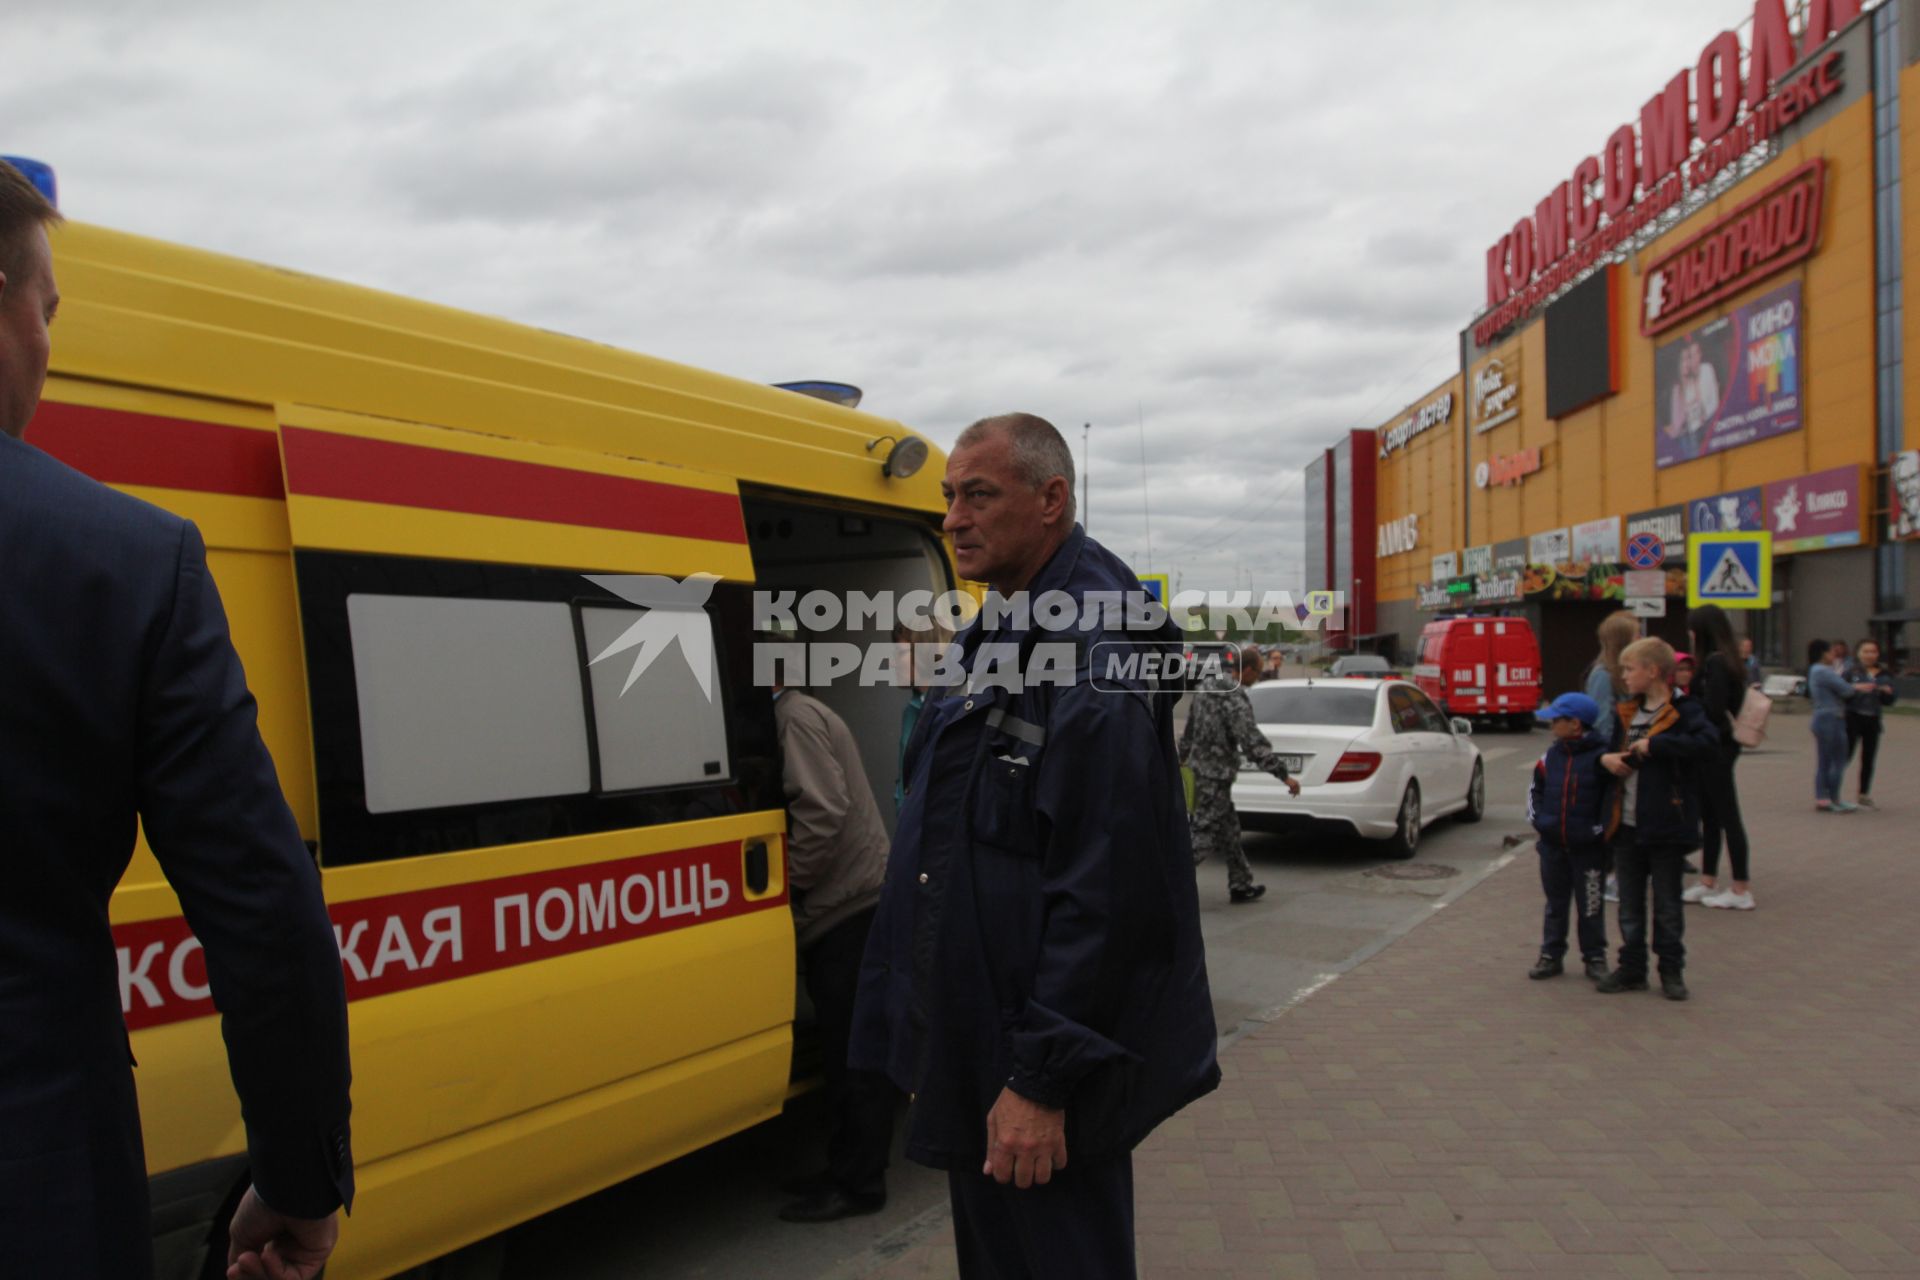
{"left": 863, "top": 715, "right": 1920, "bottom": 1278}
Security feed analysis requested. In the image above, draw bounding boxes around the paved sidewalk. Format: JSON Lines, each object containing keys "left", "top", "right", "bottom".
{"left": 863, "top": 716, "right": 1920, "bottom": 1278}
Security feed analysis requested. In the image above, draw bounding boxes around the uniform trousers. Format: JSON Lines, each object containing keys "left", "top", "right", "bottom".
{"left": 803, "top": 907, "right": 894, "bottom": 1198}
{"left": 1189, "top": 777, "right": 1254, "bottom": 892}
{"left": 948, "top": 1154, "right": 1135, "bottom": 1279}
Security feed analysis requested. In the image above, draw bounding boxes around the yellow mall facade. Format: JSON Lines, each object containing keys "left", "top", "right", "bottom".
{"left": 1312, "top": 0, "right": 1920, "bottom": 698}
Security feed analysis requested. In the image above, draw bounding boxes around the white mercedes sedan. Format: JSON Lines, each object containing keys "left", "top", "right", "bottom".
{"left": 1229, "top": 678, "right": 1485, "bottom": 858}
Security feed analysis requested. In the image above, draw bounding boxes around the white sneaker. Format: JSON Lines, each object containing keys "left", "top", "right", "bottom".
{"left": 1704, "top": 888, "right": 1755, "bottom": 910}
{"left": 1682, "top": 883, "right": 1717, "bottom": 904}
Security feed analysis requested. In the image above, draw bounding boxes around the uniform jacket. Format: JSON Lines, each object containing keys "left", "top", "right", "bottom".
{"left": 849, "top": 525, "right": 1220, "bottom": 1168}
{"left": 1609, "top": 694, "right": 1718, "bottom": 845}
{"left": 775, "top": 688, "right": 890, "bottom": 949}
{"left": 0, "top": 433, "right": 353, "bottom": 1274}
{"left": 1526, "top": 729, "right": 1616, "bottom": 848}
{"left": 1179, "top": 682, "right": 1290, "bottom": 783}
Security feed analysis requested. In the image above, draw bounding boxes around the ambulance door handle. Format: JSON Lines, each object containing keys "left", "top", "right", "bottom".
{"left": 745, "top": 840, "right": 770, "bottom": 895}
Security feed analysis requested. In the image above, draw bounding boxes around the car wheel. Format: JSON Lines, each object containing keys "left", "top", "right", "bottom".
{"left": 1457, "top": 760, "right": 1485, "bottom": 823}
{"left": 1382, "top": 782, "right": 1421, "bottom": 859}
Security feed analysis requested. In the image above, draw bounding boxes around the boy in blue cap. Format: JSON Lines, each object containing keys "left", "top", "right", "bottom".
{"left": 1525, "top": 691, "right": 1617, "bottom": 981}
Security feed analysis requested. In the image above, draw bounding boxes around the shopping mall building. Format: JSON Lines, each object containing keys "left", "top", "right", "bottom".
{"left": 1305, "top": 0, "right": 1920, "bottom": 696}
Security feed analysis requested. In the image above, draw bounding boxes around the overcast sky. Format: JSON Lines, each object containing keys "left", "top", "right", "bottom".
{"left": 13, "top": 0, "right": 1758, "bottom": 593}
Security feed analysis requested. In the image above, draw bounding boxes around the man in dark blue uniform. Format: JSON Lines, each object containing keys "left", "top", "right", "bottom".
{"left": 850, "top": 412, "right": 1219, "bottom": 1278}
{"left": 0, "top": 161, "right": 353, "bottom": 1279}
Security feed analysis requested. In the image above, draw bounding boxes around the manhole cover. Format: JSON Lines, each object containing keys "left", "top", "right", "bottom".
{"left": 1368, "top": 862, "right": 1459, "bottom": 881}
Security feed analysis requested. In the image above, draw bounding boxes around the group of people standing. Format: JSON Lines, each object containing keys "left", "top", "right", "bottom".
{"left": 1806, "top": 636, "right": 1896, "bottom": 813}
{"left": 1528, "top": 614, "right": 1726, "bottom": 1001}
{"left": 1529, "top": 602, "right": 1900, "bottom": 1001}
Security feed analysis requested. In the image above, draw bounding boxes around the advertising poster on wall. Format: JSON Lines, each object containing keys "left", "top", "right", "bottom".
{"left": 1626, "top": 505, "right": 1687, "bottom": 565}
{"left": 1571, "top": 516, "right": 1622, "bottom": 564}
{"left": 1763, "top": 465, "right": 1865, "bottom": 553}
{"left": 1688, "top": 487, "right": 1765, "bottom": 534}
{"left": 1491, "top": 538, "right": 1530, "bottom": 570}
{"left": 1893, "top": 451, "right": 1920, "bottom": 541}
{"left": 1654, "top": 280, "right": 1802, "bottom": 469}
{"left": 1529, "top": 528, "right": 1571, "bottom": 563}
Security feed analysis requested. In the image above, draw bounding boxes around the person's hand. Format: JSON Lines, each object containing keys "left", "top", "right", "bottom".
{"left": 983, "top": 1087, "right": 1068, "bottom": 1189}
{"left": 1601, "top": 753, "right": 1632, "bottom": 777}
{"left": 1628, "top": 738, "right": 1652, "bottom": 759}
{"left": 1285, "top": 776, "right": 1301, "bottom": 797}
{"left": 227, "top": 1185, "right": 339, "bottom": 1280}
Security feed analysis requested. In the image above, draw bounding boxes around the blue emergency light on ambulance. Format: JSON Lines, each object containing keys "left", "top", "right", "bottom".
{"left": 1, "top": 156, "right": 57, "bottom": 207}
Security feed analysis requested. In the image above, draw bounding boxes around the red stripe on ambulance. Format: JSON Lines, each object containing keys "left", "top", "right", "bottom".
{"left": 28, "top": 401, "right": 287, "bottom": 499}
{"left": 279, "top": 426, "right": 749, "bottom": 544}
{"left": 115, "top": 842, "right": 784, "bottom": 1032}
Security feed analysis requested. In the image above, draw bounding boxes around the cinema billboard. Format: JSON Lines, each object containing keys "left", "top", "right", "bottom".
{"left": 1653, "top": 280, "right": 1802, "bottom": 469}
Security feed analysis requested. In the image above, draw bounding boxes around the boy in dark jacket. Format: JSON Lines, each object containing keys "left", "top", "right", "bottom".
{"left": 1598, "top": 637, "right": 1719, "bottom": 1001}
{"left": 1526, "top": 693, "right": 1616, "bottom": 982}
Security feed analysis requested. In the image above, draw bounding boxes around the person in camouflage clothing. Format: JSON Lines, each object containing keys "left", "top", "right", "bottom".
{"left": 1179, "top": 643, "right": 1298, "bottom": 904}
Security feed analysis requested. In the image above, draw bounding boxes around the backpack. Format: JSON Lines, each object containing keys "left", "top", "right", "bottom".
{"left": 1732, "top": 686, "right": 1771, "bottom": 747}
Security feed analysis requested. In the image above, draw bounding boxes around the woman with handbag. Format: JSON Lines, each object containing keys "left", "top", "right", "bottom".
{"left": 1683, "top": 605, "right": 1755, "bottom": 909}
{"left": 1842, "top": 639, "right": 1896, "bottom": 807}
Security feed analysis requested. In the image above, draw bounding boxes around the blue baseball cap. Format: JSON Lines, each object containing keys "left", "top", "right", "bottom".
{"left": 1536, "top": 692, "right": 1599, "bottom": 726}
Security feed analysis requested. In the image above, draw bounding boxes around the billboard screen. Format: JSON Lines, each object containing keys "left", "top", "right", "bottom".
{"left": 1545, "top": 266, "right": 1618, "bottom": 418}
{"left": 1654, "top": 280, "right": 1801, "bottom": 469}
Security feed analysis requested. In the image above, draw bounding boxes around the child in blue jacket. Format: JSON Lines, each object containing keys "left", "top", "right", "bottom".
{"left": 1526, "top": 692, "right": 1616, "bottom": 982}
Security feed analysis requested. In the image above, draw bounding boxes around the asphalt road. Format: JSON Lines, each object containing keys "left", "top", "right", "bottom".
{"left": 441, "top": 722, "right": 1549, "bottom": 1280}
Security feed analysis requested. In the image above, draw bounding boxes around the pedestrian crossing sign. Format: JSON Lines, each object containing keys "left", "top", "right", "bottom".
{"left": 1138, "top": 573, "right": 1170, "bottom": 604}
{"left": 1687, "top": 531, "right": 1771, "bottom": 609}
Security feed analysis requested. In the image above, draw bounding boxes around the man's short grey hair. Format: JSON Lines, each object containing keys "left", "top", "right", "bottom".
{"left": 956, "top": 413, "right": 1077, "bottom": 522}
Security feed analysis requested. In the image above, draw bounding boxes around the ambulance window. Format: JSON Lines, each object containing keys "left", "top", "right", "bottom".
{"left": 581, "top": 606, "right": 730, "bottom": 793}
{"left": 347, "top": 595, "right": 592, "bottom": 813}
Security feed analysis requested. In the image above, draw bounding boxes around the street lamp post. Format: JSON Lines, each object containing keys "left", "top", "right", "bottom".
{"left": 1082, "top": 422, "right": 1090, "bottom": 532}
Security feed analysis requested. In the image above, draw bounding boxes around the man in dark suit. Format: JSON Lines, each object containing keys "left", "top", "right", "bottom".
{"left": 1, "top": 162, "right": 354, "bottom": 1278}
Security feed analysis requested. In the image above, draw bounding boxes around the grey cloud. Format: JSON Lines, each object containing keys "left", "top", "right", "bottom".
{"left": 23, "top": 0, "right": 1758, "bottom": 595}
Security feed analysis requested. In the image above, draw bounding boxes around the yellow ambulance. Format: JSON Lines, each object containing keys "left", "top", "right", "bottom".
{"left": 37, "top": 217, "right": 954, "bottom": 1278}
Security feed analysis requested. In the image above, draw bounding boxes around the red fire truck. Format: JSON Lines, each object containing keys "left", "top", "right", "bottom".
{"left": 1411, "top": 616, "right": 1543, "bottom": 731}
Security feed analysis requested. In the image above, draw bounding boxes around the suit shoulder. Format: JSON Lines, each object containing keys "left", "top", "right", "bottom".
{"left": 2, "top": 434, "right": 189, "bottom": 556}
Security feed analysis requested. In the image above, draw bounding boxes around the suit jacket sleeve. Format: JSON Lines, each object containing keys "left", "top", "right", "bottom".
{"left": 135, "top": 522, "right": 354, "bottom": 1218}
{"left": 780, "top": 701, "right": 851, "bottom": 893}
